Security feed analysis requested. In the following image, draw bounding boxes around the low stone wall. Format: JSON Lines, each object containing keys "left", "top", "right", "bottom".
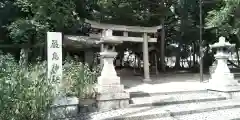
{"left": 79, "top": 99, "right": 97, "bottom": 113}
{"left": 48, "top": 97, "right": 97, "bottom": 120}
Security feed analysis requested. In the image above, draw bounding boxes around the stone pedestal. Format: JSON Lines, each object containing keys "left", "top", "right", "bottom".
{"left": 207, "top": 37, "right": 240, "bottom": 99}
{"left": 209, "top": 61, "right": 217, "bottom": 76}
{"left": 208, "top": 54, "right": 238, "bottom": 89}
{"left": 95, "top": 51, "right": 130, "bottom": 111}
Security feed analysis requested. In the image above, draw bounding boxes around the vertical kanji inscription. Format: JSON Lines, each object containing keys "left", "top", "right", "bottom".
{"left": 50, "top": 40, "right": 60, "bottom": 48}
{"left": 52, "top": 52, "right": 59, "bottom": 60}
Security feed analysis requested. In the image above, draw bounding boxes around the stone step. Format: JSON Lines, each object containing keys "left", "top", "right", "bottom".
{"left": 230, "top": 68, "right": 240, "bottom": 73}
{"left": 106, "top": 99, "right": 240, "bottom": 120}
{"left": 130, "top": 90, "right": 207, "bottom": 98}
{"left": 148, "top": 107, "right": 240, "bottom": 120}
{"left": 59, "top": 97, "right": 240, "bottom": 120}
{"left": 234, "top": 73, "right": 240, "bottom": 78}
{"left": 172, "top": 107, "right": 240, "bottom": 120}
{"left": 130, "top": 91, "right": 226, "bottom": 108}
{"left": 233, "top": 73, "right": 240, "bottom": 83}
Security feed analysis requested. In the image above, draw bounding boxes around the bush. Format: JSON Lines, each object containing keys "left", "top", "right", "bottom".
{"left": 62, "top": 56, "right": 101, "bottom": 98}
{"left": 0, "top": 54, "right": 56, "bottom": 120}
{"left": 0, "top": 53, "right": 101, "bottom": 120}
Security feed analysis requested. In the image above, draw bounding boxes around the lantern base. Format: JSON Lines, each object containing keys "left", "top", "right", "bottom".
{"left": 207, "top": 86, "right": 240, "bottom": 99}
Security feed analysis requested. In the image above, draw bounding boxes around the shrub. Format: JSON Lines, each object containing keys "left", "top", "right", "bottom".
{"left": 62, "top": 56, "right": 101, "bottom": 98}
{"left": 0, "top": 54, "right": 57, "bottom": 120}
{"left": 0, "top": 53, "right": 101, "bottom": 119}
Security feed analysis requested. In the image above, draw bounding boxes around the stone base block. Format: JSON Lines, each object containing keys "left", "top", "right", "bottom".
{"left": 208, "top": 77, "right": 238, "bottom": 87}
{"left": 97, "top": 99, "right": 129, "bottom": 111}
{"left": 143, "top": 78, "right": 152, "bottom": 82}
{"left": 49, "top": 97, "right": 79, "bottom": 119}
{"left": 207, "top": 78, "right": 239, "bottom": 91}
{"left": 208, "top": 86, "right": 240, "bottom": 99}
{"left": 207, "top": 85, "right": 240, "bottom": 92}
{"left": 96, "top": 92, "right": 130, "bottom": 111}
{"left": 78, "top": 99, "right": 97, "bottom": 112}
{"left": 95, "top": 84, "right": 125, "bottom": 93}
{"left": 96, "top": 92, "right": 130, "bottom": 101}
{"left": 98, "top": 76, "right": 120, "bottom": 85}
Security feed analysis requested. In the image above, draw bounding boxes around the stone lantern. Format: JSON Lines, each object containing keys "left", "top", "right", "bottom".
{"left": 95, "top": 29, "right": 130, "bottom": 111}
{"left": 208, "top": 36, "right": 240, "bottom": 94}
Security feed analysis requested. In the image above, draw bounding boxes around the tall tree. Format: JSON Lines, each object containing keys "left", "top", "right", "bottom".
{"left": 5, "top": 0, "right": 82, "bottom": 63}
{"left": 206, "top": 0, "right": 240, "bottom": 40}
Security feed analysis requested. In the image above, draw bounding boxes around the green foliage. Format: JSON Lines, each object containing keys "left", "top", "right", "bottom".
{"left": 206, "top": 0, "right": 240, "bottom": 38}
{"left": 0, "top": 53, "right": 101, "bottom": 119}
{"left": 0, "top": 54, "right": 56, "bottom": 120}
{"left": 7, "top": 0, "right": 81, "bottom": 44}
{"left": 92, "top": 0, "right": 170, "bottom": 26}
{"left": 63, "top": 56, "right": 101, "bottom": 98}
{"left": 2, "top": 0, "right": 219, "bottom": 70}
{"left": 0, "top": 1, "right": 19, "bottom": 28}
{"left": 7, "top": 19, "right": 36, "bottom": 43}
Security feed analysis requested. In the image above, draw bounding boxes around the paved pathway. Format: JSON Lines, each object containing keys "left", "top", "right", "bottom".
{"left": 52, "top": 70, "right": 240, "bottom": 120}
{"left": 118, "top": 69, "right": 210, "bottom": 93}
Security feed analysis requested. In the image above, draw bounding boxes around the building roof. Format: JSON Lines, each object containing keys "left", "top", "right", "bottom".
{"left": 63, "top": 35, "right": 100, "bottom": 49}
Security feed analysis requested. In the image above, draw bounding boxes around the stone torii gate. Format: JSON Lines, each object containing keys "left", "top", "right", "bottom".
{"left": 83, "top": 19, "right": 161, "bottom": 111}
{"left": 85, "top": 19, "right": 162, "bottom": 81}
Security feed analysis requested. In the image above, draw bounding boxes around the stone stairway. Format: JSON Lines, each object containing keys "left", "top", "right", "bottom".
{"left": 129, "top": 90, "right": 225, "bottom": 108}
{"left": 100, "top": 90, "right": 239, "bottom": 120}
{"left": 57, "top": 89, "right": 239, "bottom": 120}
{"left": 230, "top": 68, "right": 240, "bottom": 81}
{"left": 49, "top": 89, "right": 240, "bottom": 120}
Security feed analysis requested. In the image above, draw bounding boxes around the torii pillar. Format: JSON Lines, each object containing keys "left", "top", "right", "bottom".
{"left": 143, "top": 33, "right": 151, "bottom": 82}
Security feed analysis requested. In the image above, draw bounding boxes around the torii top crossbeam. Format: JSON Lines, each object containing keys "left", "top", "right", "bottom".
{"left": 82, "top": 19, "right": 161, "bottom": 43}
{"left": 64, "top": 19, "right": 162, "bottom": 47}
{"left": 85, "top": 19, "right": 162, "bottom": 33}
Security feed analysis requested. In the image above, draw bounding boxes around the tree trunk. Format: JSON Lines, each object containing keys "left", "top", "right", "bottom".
{"left": 193, "top": 42, "right": 196, "bottom": 66}
{"left": 236, "top": 34, "right": 240, "bottom": 66}
{"left": 19, "top": 48, "right": 29, "bottom": 69}
{"left": 236, "top": 46, "right": 240, "bottom": 66}
{"left": 155, "top": 53, "right": 159, "bottom": 75}
{"left": 156, "top": 52, "right": 161, "bottom": 71}
{"left": 118, "top": 51, "right": 124, "bottom": 68}
{"left": 175, "top": 1, "right": 185, "bottom": 70}
{"left": 175, "top": 45, "right": 181, "bottom": 69}
{"left": 160, "top": 18, "right": 166, "bottom": 72}
{"left": 175, "top": 33, "right": 183, "bottom": 69}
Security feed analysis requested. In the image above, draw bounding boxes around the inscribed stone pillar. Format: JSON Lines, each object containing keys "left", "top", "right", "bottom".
{"left": 19, "top": 48, "right": 29, "bottom": 69}
{"left": 47, "top": 32, "right": 63, "bottom": 94}
{"left": 143, "top": 33, "right": 151, "bottom": 82}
